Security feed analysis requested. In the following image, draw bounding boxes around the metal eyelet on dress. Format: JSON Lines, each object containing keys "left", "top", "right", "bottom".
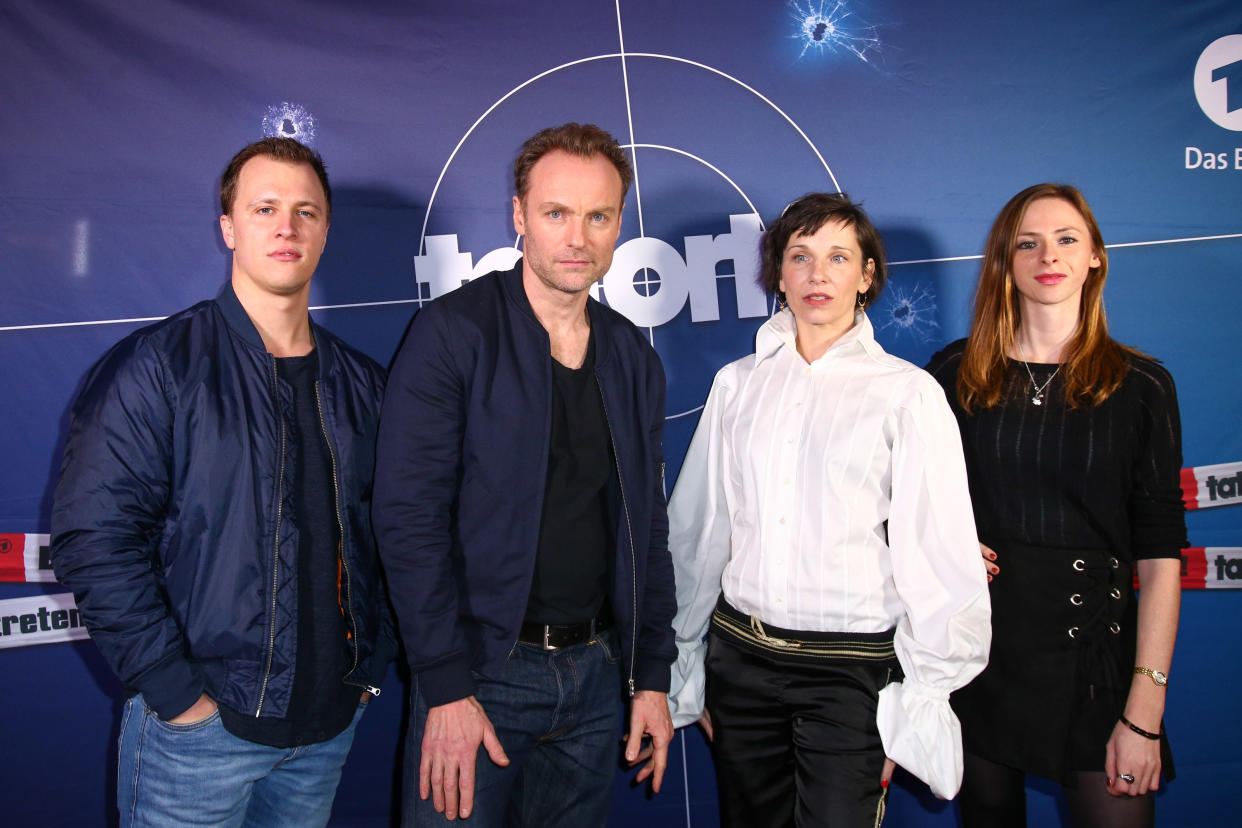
{"left": 1070, "top": 593, "right": 1083, "bottom": 606}
{"left": 1072, "top": 559, "right": 1085, "bottom": 571}
{"left": 1110, "top": 588, "right": 1122, "bottom": 600}
{"left": 1109, "top": 557, "right": 1120, "bottom": 569}
{"left": 1109, "top": 622, "right": 1121, "bottom": 634}
{"left": 1067, "top": 626, "right": 1079, "bottom": 639}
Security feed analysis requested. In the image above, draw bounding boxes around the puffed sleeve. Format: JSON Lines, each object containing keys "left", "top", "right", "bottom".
{"left": 876, "top": 376, "right": 991, "bottom": 799}
{"left": 666, "top": 366, "right": 736, "bottom": 728}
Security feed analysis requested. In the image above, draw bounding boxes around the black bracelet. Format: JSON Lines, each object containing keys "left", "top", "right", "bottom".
{"left": 1119, "top": 714, "right": 1161, "bottom": 740}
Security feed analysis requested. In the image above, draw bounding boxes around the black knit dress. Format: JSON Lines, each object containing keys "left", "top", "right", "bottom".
{"left": 925, "top": 340, "right": 1186, "bottom": 782}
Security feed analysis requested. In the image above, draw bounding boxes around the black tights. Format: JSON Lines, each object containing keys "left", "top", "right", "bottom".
{"left": 958, "top": 753, "right": 1154, "bottom": 828}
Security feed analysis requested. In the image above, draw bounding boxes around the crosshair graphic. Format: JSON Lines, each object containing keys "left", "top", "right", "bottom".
{"left": 633, "top": 269, "right": 661, "bottom": 297}
{"left": 419, "top": 4, "right": 852, "bottom": 420}
{"left": 418, "top": 52, "right": 840, "bottom": 257}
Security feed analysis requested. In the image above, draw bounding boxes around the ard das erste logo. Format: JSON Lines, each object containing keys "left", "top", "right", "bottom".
{"left": 1187, "top": 34, "right": 1242, "bottom": 169}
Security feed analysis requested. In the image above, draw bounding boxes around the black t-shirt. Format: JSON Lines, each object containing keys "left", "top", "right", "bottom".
{"left": 219, "top": 351, "right": 359, "bottom": 747}
{"left": 525, "top": 332, "right": 613, "bottom": 625}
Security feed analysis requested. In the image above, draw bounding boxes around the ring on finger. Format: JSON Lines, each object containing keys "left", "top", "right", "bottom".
{"left": 1119, "top": 773, "right": 1136, "bottom": 784}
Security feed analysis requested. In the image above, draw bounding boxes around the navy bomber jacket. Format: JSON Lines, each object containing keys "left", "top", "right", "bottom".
{"left": 373, "top": 261, "right": 677, "bottom": 707}
{"left": 51, "top": 284, "right": 395, "bottom": 721}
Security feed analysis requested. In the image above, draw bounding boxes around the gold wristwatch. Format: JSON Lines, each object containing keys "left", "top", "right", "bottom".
{"left": 1134, "top": 667, "right": 1168, "bottom": 687}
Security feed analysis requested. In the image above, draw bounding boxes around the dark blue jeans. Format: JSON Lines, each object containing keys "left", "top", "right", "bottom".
{"left": 405, "top": 628, "right": 623, "bottom": 827}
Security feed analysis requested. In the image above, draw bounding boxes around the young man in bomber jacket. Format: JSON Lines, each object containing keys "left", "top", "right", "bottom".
{"left": 51, "top": 137, "right": 393, "bottom": 827}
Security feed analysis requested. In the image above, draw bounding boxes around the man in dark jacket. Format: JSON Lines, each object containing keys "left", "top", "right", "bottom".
{"left": 51, "top": 137, "right": 393, "bottom": 827}
{"left": 374, "top": 123, "right": 677, "bottom": 826}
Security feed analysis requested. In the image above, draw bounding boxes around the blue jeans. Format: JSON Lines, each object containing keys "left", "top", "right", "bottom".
{"left": 405, "top": 628, "right": 623, "bottom": 827}
{"left": 117, "top": 694, "right": 366, "bottom": 827}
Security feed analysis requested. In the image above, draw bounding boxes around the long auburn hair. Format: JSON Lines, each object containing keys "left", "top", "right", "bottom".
{"left": 958, "top": 183, "right": 1136, "bottom": 411}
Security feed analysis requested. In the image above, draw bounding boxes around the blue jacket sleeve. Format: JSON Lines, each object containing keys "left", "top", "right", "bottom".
{"left": 353, "top": 362, "right": 401, "bottom": 691}
{"left": 50, "top": 335, "right": 206, "bottom": 720}
{"left": 372, "top": 306, "right": 476, "bottom": 707}
{"left": 634, "top": 350, "right": 677, "bottom": 693}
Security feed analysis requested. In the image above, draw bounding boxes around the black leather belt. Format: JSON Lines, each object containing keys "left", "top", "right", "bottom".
{"left": 518, "top": 618, "right": 602, "bottom": 650}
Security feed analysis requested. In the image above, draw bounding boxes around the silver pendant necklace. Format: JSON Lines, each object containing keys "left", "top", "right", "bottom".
{"left": 1018, "top": 345, "right": 1061, "bottom": 406}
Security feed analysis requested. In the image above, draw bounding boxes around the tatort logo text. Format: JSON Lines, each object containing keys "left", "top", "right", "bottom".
{"left": 1206, "top": 470, "right": 1242, "bottom": 503}
{"left": 414, "top": 214, "right": 767, "bottom": 329}
{"left": 1215, "top": 552, "right": 1242, "bottom": 582}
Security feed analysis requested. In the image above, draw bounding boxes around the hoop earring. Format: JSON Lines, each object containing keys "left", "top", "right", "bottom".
{"left": 856, "top": 293, "right": 867, "bottom": 310}
{"left": 777, "top": 292, "right": 788, "bottom": 312}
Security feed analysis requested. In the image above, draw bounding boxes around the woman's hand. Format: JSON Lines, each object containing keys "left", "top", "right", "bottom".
{"left": 698, "top": 709, "right": 714, "bottom": 742}
{"left": 880, "top": 757, "right": 896, "bottom": 789}
{"left": 980, "top": 543, "right": 999, "bottom": 582}
{"left": 1105, "top": 718, "right": 1161, "bottom": 796}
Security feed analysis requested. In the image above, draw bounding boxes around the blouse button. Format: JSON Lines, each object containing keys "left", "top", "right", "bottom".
{"left": 1069, "top": 594, "right": 1083, "bottom": 606}
{"left": 1072, "top": 559, "right": 1085, "bottom": 571}
{"left": 1110, "top": 587, "right": 1122, "bottom": 600}
{"left": 779, "top": 517, "right": 786, "bottom": 525}
{"left": 1109, "top": 622, "right": 1121, "bottom": 634}
{"left": 1067, "top": 627, "right": 1079, "bottom": 639}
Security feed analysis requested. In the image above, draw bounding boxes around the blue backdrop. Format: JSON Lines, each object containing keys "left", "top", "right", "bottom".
{"left": 2, "top": 2, "right": 1239, "bottom": 825}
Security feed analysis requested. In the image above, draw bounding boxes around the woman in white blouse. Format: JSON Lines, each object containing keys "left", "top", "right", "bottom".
{"left": 667, "top": 193, "right": 991, "bottom": 827}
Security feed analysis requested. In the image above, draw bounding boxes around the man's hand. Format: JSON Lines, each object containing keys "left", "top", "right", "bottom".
{"left": 420, "top": 696, "right": 509, "bottom": 820}
{"left": 625, "top": 690, "right": 674, "bottom": 793}
{"left": 168, "top": 693, "right": 217, "bottom": 724}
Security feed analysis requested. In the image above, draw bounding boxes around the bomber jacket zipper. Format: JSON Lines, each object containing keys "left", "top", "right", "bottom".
{"left": 314, "top": 380, "right": 374, "bottom": 695}
{"left": 256, "top": 357, "right": 286, "bottom": 716}
{"left": 595, "top": 376, "right": 639, "bottom": 697}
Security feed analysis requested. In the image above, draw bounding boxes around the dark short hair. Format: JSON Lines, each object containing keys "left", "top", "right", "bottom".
{"left": 759, "top": 192, "right": 887, "bottom": 307}
{"left": 219, "top": 137, "right": 331, "bottom": 218}
{"left": 513, "top": 123, "right": 633, "bottom": 203}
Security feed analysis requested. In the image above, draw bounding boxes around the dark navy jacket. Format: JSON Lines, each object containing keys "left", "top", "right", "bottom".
{"left": 373, "top": 262, "right": 677, "bottom": 707}
{"left": 51, "top": 284, "right": 394, "bottom": 721}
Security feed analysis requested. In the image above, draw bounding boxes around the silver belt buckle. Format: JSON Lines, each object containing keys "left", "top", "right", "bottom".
{"left": 540, "top": 618, "right": 598, "bottom": 650}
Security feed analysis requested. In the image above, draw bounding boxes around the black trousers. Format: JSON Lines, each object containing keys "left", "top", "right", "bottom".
{"left": 705, "top": 630, "right": 896, "bottom": 828}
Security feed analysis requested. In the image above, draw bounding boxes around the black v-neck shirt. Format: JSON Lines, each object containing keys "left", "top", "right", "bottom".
{"left": 525, "top": 332, "right": 613, "bottom": 625}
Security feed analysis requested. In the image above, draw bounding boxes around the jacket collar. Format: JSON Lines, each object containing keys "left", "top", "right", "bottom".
{"left": 755, "top": 307, "right": 882, "bottom": 365}
{"left": 498, "top": 257, "right": 613, "bottom": 366}
{"left": 214, "top": 281, "right": 328, "bottom": 368}
{"left": 215, "top": 281, "right": 268, "bottom": 352}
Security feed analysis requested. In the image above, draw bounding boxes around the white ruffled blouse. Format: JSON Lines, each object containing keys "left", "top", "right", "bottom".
{"left": 666, "top": 309, "right": 991, "bottom": 799}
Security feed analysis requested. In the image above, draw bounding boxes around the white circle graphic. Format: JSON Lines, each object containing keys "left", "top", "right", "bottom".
{"left": 418, "top": 52, "right": 840, "bottom": 253}
{"left": 1194, "top": 35, "right": 1242, "bottom": 131}
{"left": 416, "top": 49, "right": 846, "bottom": 421}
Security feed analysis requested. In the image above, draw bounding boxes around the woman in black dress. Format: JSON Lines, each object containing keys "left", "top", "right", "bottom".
{"left": 926, "top": 183, "right": 1185, "bottom": 827}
